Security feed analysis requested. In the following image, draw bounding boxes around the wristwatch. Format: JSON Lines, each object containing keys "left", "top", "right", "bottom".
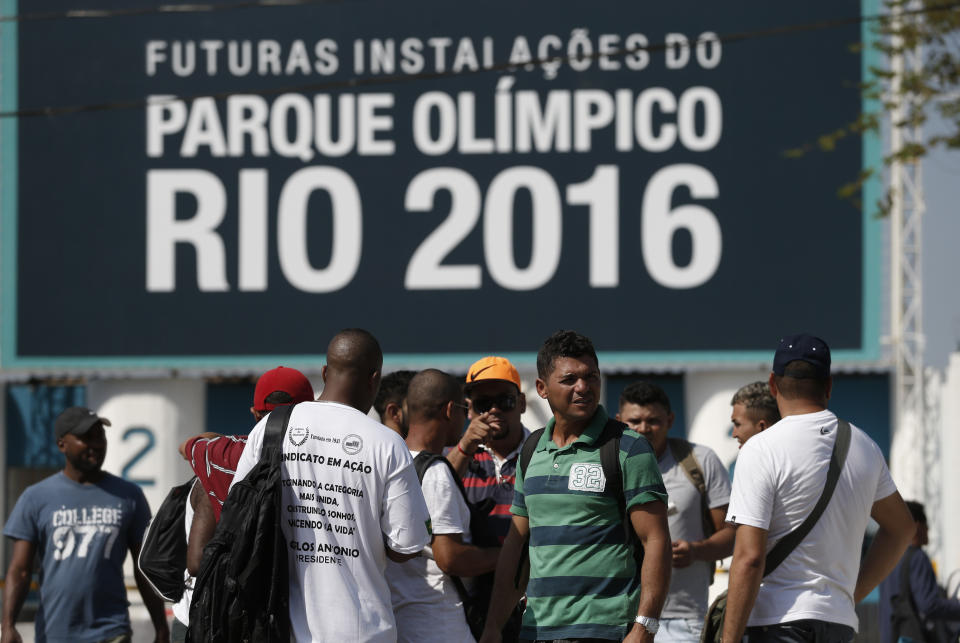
{"left": 635, "top": 615, "right": 660, "bottom": 634}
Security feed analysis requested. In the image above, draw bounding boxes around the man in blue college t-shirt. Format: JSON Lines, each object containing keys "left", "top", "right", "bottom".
{"left": 1, "top": 406, "right": 169, "bottom": 643}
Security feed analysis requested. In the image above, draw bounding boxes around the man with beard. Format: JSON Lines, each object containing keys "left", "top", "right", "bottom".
{"left": 2, "top": 407, "right": 168, "bottom": 643}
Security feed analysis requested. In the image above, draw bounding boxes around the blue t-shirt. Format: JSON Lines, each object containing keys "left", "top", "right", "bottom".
{"left": 3, "top": 471, "right": 151, "bottom": 643}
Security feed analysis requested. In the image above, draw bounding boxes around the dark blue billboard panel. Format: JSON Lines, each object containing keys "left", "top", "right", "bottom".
{"left": 3, "top": 0, "right": 880, "bottom": 366}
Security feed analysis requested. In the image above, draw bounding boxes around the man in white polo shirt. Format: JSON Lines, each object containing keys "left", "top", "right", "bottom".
{"left": 723, "top": 334, "right": 915, "bottom": 643}
{"left": 231, "top": 329, "right": 432, "bottom": 643}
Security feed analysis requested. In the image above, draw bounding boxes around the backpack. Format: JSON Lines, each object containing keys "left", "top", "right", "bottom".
{"left": 137, "top": 476, "right": 196, "bottom": 602}
{"left": 411, "top": 452, "right": 519, "bottom": 642}
{"left": 667, "top": 437, "right": 716, "bottom": 583}
{"left": 187, "top": 403, "right": 295, "bottom": 643}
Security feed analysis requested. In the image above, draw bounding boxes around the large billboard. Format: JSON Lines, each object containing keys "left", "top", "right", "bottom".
{"left": 0, "top": 0, "right": 881, "bottom": 368}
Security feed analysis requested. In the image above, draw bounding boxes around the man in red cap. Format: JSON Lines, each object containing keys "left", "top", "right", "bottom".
{"left": 178, "top": 365, "right": 315, "bottom": 520}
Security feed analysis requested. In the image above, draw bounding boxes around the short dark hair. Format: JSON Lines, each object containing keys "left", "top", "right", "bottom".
{"left": 905, "top": 500, "right": 927, "bottom": 525}
{"left": 773, "top": 360, "right": 830, "bottom": 402}
{"left": 373, "top": 370, "right": 416, "bottom": 416}
{"left": 406, "top": 369, "right": 463, "bottom": 422}
{"left": 537, "top": 330, "right": 598, "bottom": 378}
{"left": 731, "top": 381, "right": 780, "bottom": 426}
{"left": 620, "top": 381, "right": 672, "bottom": 414}
{"left": 263, "top": 391, "right": 294, "bottom": 406}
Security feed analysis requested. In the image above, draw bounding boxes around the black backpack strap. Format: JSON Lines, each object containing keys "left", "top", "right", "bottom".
{"left": 763, "top": 418, "right": 852, "bottom": 577}
{"left": 262, "top": 403, "right": 296, "bottom": 465}
{"left": 413, "top": 452, "right": 468, "bottom": 498}
{"left": 518, "top": 428, "right": 545, "bottom": 482}
{"left": 598, "top": 419, "right": 625, "bottom": 511}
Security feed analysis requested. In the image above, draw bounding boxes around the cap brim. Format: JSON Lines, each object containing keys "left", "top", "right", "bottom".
{"left": 69, "top": 415, "right": 111, "bottom": 436}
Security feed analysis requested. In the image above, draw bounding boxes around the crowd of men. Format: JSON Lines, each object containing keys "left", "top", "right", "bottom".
{"left": 3, "top": 328, "right": 958, "bottom": 643}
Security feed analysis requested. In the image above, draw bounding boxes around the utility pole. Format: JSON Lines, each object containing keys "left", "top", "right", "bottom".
{"left": 888, "top": 0, "right": 937, "bottom": 561}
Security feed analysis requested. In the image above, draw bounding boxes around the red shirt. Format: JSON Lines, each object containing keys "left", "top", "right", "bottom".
{"left": 184, "top": 434, "right": 248, "bottom": 521}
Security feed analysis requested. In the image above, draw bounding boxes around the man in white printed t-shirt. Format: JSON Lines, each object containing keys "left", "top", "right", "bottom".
{"left": 723, "top": 334, "right": 915, "bottom": 643}
{"left": 231, "top": 329, "right": 432, "bottom": 643}
{"left": 386, "top": 369, "right": 501, "bottom": 643}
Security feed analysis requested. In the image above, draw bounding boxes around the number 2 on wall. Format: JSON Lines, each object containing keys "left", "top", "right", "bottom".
{"left": 121, "top": 427, "right": 156, "bottom": 487}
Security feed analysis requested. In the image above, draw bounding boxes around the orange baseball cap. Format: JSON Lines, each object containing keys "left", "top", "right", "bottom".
{"left": 465, "top": 356, "right": 521, "bottom": 390}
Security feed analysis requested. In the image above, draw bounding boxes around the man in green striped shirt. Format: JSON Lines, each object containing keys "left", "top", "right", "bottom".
{"left": 479, "top": 330, "right": 671, "bottom": 643}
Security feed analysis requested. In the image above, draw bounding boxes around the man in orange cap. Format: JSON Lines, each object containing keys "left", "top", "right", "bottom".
{"left": 446, "top": 356, "right": 530, "bottom": 545}
{"left": 445, "top": 356, "right": 531, "bottom": 641}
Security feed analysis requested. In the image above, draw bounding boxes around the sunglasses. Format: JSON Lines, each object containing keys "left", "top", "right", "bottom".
{"left": 471, "top": 394, "right": 518, "bottom": 414}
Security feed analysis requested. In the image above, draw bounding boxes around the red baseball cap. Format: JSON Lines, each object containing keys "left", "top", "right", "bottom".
{"left": 254, "top": 366, "right": 315, "bottom": 412}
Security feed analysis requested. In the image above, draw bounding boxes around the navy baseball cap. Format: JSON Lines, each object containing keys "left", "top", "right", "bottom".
{"left": 772, "top": 334, "right": 831, "bottom": 379}
{"left": 55, "top": 406, "right": 111, "bottom": 440}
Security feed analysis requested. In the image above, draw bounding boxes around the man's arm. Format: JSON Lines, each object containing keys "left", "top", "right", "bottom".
{"left": 130, "top": 540, "right": 171, "bottom": 642}
{"left": 478, "top": 516, "right": 530, "bottom": 643}
{"left": 721, "top": 524, "right": 768, "bottom": 643}
{"left": 432, "top": 533, "right": 501, "bottom": 578}
{"left": 177, "top": 432, "right": 220, "bottom": 459}
{"left": 186, "top": 484, "right": 216, "bottom": 576}
{"left": 625, "top": 500, "right": 672, "bottom": 643}
{"left": 445, "top": 413, "right": 497, "bottom": 477}
{"left": 1, "top": 539, "right": 36, "bottom": 643}
{"left": 854, "top": 491, "right": 915, "bottom": 603}
{"left": 910, "top": 549, "right": 960, "bottom": 621}
{"left": 672, "top": 505, "right": 735, "bottom": 567}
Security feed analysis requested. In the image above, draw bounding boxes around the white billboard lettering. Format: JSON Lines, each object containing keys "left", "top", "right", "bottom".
{"left": 146, "top": 169, "right": 229, "bottom": 292}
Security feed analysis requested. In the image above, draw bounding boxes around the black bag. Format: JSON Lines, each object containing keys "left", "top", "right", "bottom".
{"left": 412, "top": 452, "right": 522, "bottom": 642}
{"left": 700, "top": 419, "right": 852, "bottom": 643}
{"left": 187, "top": 404, "right": 295, "bottom": 643}
{"left": 137, "top": 476, "right": 196, "bottom": 602}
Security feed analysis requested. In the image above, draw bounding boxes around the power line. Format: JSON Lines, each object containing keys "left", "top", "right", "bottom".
{"left": 0, "top": 0, "right": 350, "bottom": 23}
{"left": 1, "top": 1, "right": 957, "bottom": 119}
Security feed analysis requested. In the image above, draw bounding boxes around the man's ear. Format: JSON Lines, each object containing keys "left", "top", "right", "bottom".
{"left": 535, "top": 379, "right": 548, "bottom": 400}
{"left": 666, "top": 411, "right": 676, "bottom": 430}
{"left": 518, "top": 391, "right": 527, "bottom": 413}
{"left": 56, "top": 437, "right": 66, "bottom": 454}
{"left": 768, "top": 372, "right": 778, "bottom": 397}
{"left": 824, "top": 376, "right": 833, "bottom": 402}
{"left": 321, "top": 365, "right": 328, "bottom": 383}
{"left": 757, "top": 420, "right": 768, "bottom": 432}
{"left": 385, "top": 401, "right": 403, "bottom": 423}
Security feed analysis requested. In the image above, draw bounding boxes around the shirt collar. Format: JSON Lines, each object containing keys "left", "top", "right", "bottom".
{"left": 540, "top": 405, "right": 609, "bottom": 452}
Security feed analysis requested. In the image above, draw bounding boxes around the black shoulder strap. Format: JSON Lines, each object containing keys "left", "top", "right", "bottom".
{"left": 763, "top": 418, "right": 852, "bottom": 577}
{"left": 518, "top": 428, "right": 545, "bottom": 481}
{"left": 262, "top": 403, "right": 296, "bottom": 465}
{"left": 413, "top": 452, "right": 469, "bottom": 500}
{"left": 598, "top": 419, "right": 625, "bottom": 509}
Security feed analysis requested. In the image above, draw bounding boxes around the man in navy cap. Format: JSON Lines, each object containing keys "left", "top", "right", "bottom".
{"left": 2, "top": 407, "right": 169, "bottom": 643}
{"left": 722, "top": 334, "right": 916, "bottom": 643}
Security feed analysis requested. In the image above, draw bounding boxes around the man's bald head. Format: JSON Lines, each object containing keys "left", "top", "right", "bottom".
{"left": 406, "top": 369, "right": 463, "bottom": 423}
{"left": 320, "top": 328, "right": 383, "bottom": 412}
{"left": 326, "top": 328, "right": 383, "bottom": 375}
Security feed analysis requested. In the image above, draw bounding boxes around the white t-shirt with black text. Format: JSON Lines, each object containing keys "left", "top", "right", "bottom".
{"left": 726, "top": 410, "right": 898, "bottom": 630}
{"left": 232, "top": 401, "right": 432, "bottom": 643}
{"left": 385, "top": 454, "right": 474, "bottom": 643}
